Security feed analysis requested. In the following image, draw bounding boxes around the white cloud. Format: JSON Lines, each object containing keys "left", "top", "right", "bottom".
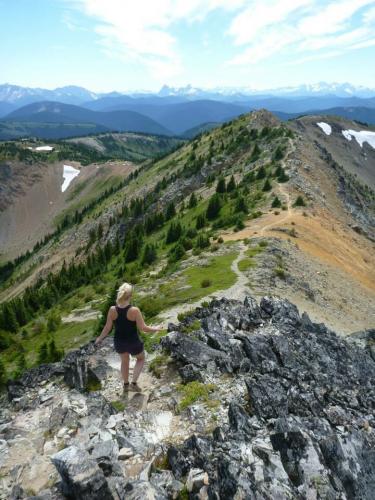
{"left": 65, "top": 0, "right": 246, "bottom": 79}
{"left": 228, "top": 0, "right": 312, "bottom": 46}
{"left": 298, "top": 0, "right": 374, "bottom": 36}
{"left": 65, "top": 0, "right": 375, "bottom": 77}
{"left": 227, "top": 0, "right": 375, "bottom": 66}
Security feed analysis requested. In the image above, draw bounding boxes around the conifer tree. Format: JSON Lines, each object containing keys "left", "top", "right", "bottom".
{"left": 141, "top": 243, "right": 157, "bottom": 266}
{"left": 196, "top": 213, "right": 206, "bottom": 230}
{"left": 188, "top": 192, "right": 197, "bottom": 209}
{"left": 166, "top": 221, "right": 183, "bottom": 244}
{"left": 37, "top": 342, "right": 49, "bottom": 364}
{"left": 0, "top": 358, "right": 6, "bottom": 387}
{"left": 235, "top": 196, "right": 248, "bottom": 213}
{"left": 256, "top": 166, "right": 266, "bottom": 180}
{"left": 262, "top": 179, "right": 272, "bottom": 192}
{"left": 216, "top": 177, "right": 226, "bottom": 193}
{"left": 49, "top": 339, "right": 63, "bottom": 362}
{"left": 206, "top": 194, "right": 222, "bottom": 220}
{"left": 226, "top": 175, "right": 236, "bottom": 192}
{"left": 271, "top": 196, "right": 282, "bottom": 208}
{"left": 165, "top": 201, "right": 176, "bottom": 220}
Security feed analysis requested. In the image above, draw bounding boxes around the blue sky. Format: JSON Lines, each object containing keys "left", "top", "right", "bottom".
{"left": 1, "top": 0, "right": 375, "bottom": 92}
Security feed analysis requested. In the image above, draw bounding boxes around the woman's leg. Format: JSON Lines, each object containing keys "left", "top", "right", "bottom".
{"left": 120, "top": 352, "right": 130, "bottom": 383}
{"left": 132, "top": 351, "right": 145, "bottom": 383}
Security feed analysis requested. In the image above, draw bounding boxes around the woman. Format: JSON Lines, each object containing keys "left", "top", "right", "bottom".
{"left": 95, "top": 282, "right": 161, "bottom": 391}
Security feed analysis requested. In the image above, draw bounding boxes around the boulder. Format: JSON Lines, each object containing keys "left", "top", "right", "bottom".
{"left": 51, "top": 445, "right": 113, "bottom": 499}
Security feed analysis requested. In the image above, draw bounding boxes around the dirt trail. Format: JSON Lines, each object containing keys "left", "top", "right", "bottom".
{"left": 159, "top": 243, "right": 249, "bottom": 324}
{"left": 260, "top": 184, "right": 292, "bottom": 236}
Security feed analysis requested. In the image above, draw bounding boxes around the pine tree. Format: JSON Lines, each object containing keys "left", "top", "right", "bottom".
{"left": 273, "top": 145, "right": 284, "bottom": 161}
{"left": 196, "top": 214, "right": 206, "bottom": 230}
{"left": 165, "top": 201, "right": 176, "bottom": 220}
{"left": 166, "top": 221, "right": 183, "bottom": 244}
{"left": 262, "top": 179, "right": 272, "bottom": 192}
{"left": 188, "top": 192, "right": 197, "bottom": 209}
{"left": 256, "top": 166, "right": 266, "bottom": 180}
{"left": 206, "top": 194, "right": 222, "bottom": 220}
{"left": 1, "top": 303, "right": 18, "bottom": 333}
{"left": 234, "top": 196, "right": 248, "bottom": 213}
{"left": 141, "top": 243, "right": 157, "bottom": 266}
{"left": 226, "top": 175, "right": 236, "bottom": 192}
{"left": 37, "top": 342, "right": 49, "bottom": 364}
{"left": 195, "top": 234, "right": 210, "bottom": 249}
{"left": 168, "top": 243, "right": 185, "bottom": 263}
{"left": 216, "top": 178, "right": 226, "bottom": 193}
{"left": 271, "top": 196, "right": 282, "bottom": 208}
{"left": 49, "top": 339, "right": 63, "bottom": 362}
{"left": 251, "top": 144, "right": 261, "bottom": 161}
{"left": 293, "top": 195, "right": 306, "bottom": 207}
{"left": 0, "top": 358, "right": 7, "bottom": 387}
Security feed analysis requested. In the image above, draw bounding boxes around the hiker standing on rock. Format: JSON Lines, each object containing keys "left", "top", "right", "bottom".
{"left": 95, "top": 282, "right": 162, "bottom": 391}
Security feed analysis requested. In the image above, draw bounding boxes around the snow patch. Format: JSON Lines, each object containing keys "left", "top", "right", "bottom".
{"left": 341, "top": 129, "right": 375, "bottom": 149}
{"left": 317, "top": 122, "right": 332, "bottom": 135}
{"left": 62, "top": 164, "right": 80, "bottom": 192}
{"left": 35, "top": 145, "right": 54, "bottom": 151}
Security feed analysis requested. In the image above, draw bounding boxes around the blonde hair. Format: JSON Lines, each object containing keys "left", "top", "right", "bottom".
{"left": 116, "top": 282, "right": 133, "bottom": 305}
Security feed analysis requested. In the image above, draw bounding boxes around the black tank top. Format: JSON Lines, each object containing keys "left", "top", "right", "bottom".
{"left": 114, "top": 305, "right": 139, "bottom": 341}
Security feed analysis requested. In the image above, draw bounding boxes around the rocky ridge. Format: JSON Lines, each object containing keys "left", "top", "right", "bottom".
{"left": 1, "top": 295, "right": 374, "bottom": 498}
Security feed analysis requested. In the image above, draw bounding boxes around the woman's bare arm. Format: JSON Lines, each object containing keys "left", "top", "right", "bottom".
{"left": 133, "top": 307, "right": 161, "bottom": 333}
{"left": 95, "top": 307, "right": 116, "bottom": 344}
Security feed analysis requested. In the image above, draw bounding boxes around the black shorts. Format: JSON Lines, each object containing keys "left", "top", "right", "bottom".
{"left": 114, "top": 336, "right": 144, "bottom": 355}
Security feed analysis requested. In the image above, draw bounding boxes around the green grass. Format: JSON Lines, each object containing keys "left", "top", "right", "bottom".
{"left": 0, "top": 319, "right": 96, "bottom": 379}
{"left": 182, "top": 252, "right": 237, "bottom": 298}
{"left": 181, "top": 319, "right": 201, "bottom": 333}
{"left": 238, "top": 257, "right": 256, "bottom": 272}
{"left": 141, "top": 329, "right": 168, "bottom": 353}
{"left": 148, "top": 352, "right": 170, "bottom": 378}
{"left": 177, "top": 381, "right": 217, "bottom": 411}
{"left": 111, "top": 400, "right": 126, "bottom": 412}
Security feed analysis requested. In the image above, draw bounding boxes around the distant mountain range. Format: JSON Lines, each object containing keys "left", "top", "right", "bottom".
{"left": 0, "top": 82, "right": 375, "bottom": 140}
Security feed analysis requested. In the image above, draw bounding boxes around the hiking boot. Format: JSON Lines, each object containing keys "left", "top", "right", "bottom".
{"left": 123, "top": 382, "right": 130, "bottom": 392}
{"left": 129, "top": 382, "right": 141, "bottom": 392}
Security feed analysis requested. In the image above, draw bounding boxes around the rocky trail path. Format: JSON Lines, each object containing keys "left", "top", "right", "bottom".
{"left": 159, "top": 242, "right": 249, "bottom": 324}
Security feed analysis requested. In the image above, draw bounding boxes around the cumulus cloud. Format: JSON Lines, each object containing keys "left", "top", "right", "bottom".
{"left": 64, "top": 0, "right": 375, "bottom": 75}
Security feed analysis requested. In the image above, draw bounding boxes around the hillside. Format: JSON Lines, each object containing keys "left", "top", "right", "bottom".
{"left": 1, "top": 101, "right": 173, "bottom": 139}
{"left": 0, "top": 134, "right": 183, "bottom": 261}
{"left": 0, "top": 108, "right": 375, "bottom": 497}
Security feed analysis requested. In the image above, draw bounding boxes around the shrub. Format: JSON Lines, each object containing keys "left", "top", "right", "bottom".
{"left": 177, "top": 381, "right": 216, "bottom": 411}
{"left": 293, "top": 195, "right": 306, "bottom": 207}
{"left": 47, "top": 312, "right": 61, "bottom": 332}
{"left": 274, "top": 267, "right": 286, "bottom": 279}
{"left": 201, "top": 279, "right": 212, "bottom": 288}
{"left": 195, "top": 234, "right": 210, "bottom": 249}
{"left": 168, "top": 243, "right": 186, "bottom": 263}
